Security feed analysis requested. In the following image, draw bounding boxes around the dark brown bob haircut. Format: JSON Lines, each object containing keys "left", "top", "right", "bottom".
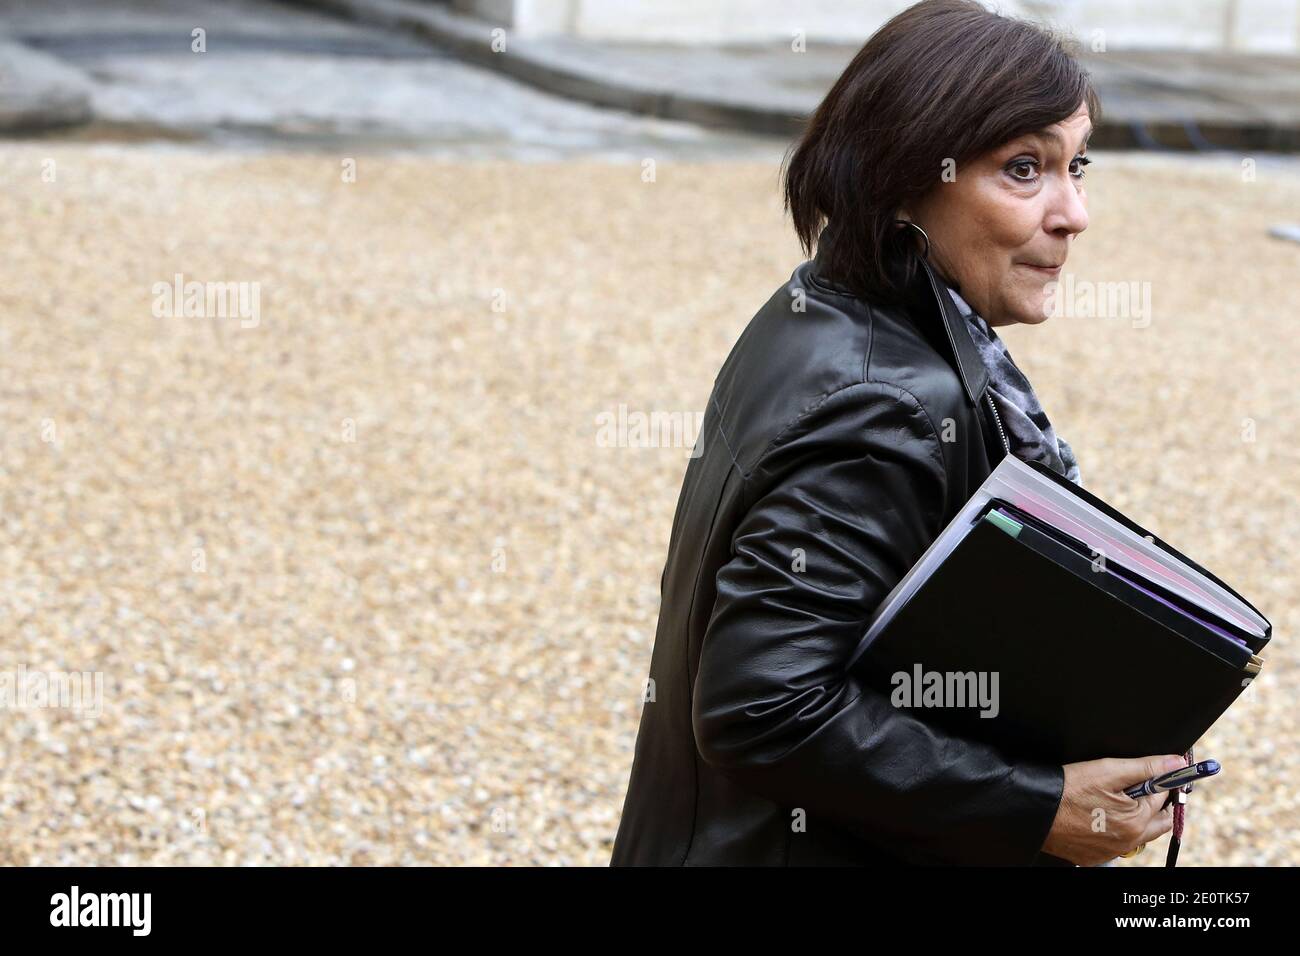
{"left": 783, "top": 0, "right": 1101, "bottom": 304}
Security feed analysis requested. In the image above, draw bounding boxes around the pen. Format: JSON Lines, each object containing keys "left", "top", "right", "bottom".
{"left": 1125, "top": 759, "right": 1221, "bottom": 799}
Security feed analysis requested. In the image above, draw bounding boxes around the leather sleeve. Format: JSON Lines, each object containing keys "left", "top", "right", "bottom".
{"left": 691, "top": 381, "right": 1065, "bottom": 865}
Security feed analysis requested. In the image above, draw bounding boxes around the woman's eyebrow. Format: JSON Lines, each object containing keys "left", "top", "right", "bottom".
{"left": 1025, "top": 125, "right": 1093, "bottom": 153}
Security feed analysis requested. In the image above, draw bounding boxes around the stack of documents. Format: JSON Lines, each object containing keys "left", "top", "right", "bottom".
{"left": 848, "top": 455, "right": 1271, "bottom": 763}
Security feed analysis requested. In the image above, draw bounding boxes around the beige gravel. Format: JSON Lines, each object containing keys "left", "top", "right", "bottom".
{"left": 0, "top": 145, "right": 1294, "bottom": 865}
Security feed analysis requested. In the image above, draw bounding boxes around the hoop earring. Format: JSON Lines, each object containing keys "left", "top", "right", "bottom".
{"left": 893, "top": 219, "right": 930, "bottom": 260}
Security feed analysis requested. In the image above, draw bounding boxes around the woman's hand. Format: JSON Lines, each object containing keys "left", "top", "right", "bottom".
{"left": 1041, "top": 754, "right": 1185, "bottom": 866}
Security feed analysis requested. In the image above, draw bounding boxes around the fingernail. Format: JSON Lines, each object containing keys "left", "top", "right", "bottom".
{"left": 1166, "top": 757, "right": 1186, "bottom": 771}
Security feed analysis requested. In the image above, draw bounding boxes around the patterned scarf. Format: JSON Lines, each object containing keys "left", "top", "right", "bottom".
{"left": 947, "top": 285, "right": 1083, "bottom": 487}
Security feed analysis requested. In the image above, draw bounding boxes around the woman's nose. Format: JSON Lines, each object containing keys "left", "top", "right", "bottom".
{"left": 1045, "top": 178, "right": 1089, "bottom": 237}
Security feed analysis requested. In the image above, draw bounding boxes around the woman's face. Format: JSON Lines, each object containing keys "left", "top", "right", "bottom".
{"left": 905, "top": 101, "right": 1092, "bottom": 327}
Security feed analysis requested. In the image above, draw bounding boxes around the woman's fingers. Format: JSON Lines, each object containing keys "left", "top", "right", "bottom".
{"left": 1138, "top": 805, "right": 1176, "bottom": 845}
{"left": 1107, "top": 754, "right": 1188, "bottom": 793}
{"left": 1140, "top": 791, "right": 1168, "bottom": 817}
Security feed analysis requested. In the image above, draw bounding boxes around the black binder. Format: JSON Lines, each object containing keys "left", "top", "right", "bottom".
{"left": 850, "top": 458, "right": 1272, "bottom": 765}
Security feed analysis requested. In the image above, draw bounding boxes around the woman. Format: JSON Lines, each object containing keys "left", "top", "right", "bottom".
{"left": 610, "top": 0, "right": 1183, "bottom": 867}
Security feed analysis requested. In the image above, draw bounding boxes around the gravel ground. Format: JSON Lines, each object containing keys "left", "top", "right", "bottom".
{"left": 0, "top": 144, "right": 1295, "bottom": 865}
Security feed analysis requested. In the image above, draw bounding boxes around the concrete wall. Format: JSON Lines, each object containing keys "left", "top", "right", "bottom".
{"left": 447, "top": 0, "right": 1300, "bottom": 52}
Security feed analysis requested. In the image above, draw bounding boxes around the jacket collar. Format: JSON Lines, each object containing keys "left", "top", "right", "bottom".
{"left": 811, "top": 225, "right": 990, "bottom": 408}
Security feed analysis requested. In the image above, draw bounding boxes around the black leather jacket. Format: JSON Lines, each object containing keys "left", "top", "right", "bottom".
{"left": 610, "top": 230, "right": 1068, "bottom": 866}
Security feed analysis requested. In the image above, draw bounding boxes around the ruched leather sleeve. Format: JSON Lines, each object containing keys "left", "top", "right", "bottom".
{"left": 691, "top": 381, "right": 1065, "bottom": 865}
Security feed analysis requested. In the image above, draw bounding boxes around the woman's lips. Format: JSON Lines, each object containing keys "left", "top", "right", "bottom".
{"left": 1020, "top": 262, "right": 1063, "bottom": 277}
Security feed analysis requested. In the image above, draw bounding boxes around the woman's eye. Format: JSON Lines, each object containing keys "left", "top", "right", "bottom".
{"left": 1070, "top": 156, "right": 1092, "bottom": 179}
{"left": 1007, "top": 160, "right": 1038, "bottom": 182}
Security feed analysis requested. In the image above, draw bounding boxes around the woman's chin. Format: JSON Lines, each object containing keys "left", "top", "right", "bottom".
{"left": 989, "top": 302, "right": 1054, "bottom": 327}
{"left": 1008, "top": 283, "right": 1061, "bottom": 325}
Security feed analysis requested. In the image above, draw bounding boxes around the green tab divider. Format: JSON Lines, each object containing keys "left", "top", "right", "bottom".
{"left": 983, "top": 509, "right": 1023, "bottom": 538}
